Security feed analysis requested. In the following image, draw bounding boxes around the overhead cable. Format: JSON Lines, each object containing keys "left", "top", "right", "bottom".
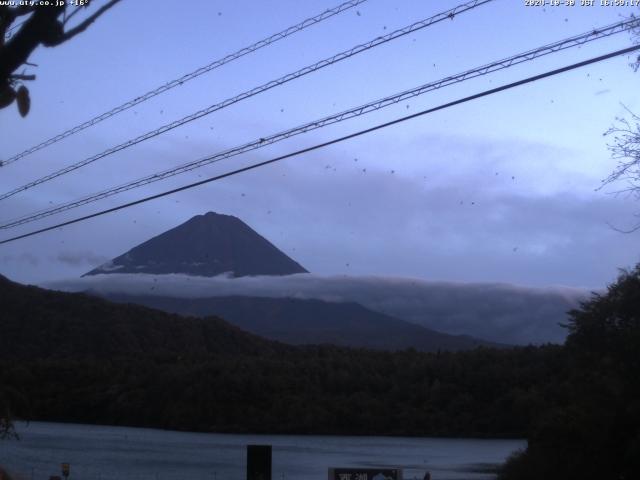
{"left": 0, "top": 0, "right": 495, "bottom": 200}
{"left": 1, "top": 44, "right": 638, "bottom": 245}
{"left": 0, "top": 0, "right": 369, "bottom": 166}
{"left": 1, "top": 18, "right": 637, "bottom": 230}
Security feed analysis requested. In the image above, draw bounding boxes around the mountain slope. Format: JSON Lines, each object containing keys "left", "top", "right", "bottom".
{"left": 103, "top": 293, "right": 501, "bottom": 352}
{"left": 0, "top": 274, "right": 278, "bottom": 360}
{"left": 84, "top": 212, "right": 307, "bottom": 277}
{"left": 0, "top": 273, "right": 564, "bottom": 438}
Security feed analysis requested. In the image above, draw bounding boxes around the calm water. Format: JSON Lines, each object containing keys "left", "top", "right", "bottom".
{"left": 1, "top": 422, "right": 524, "bottom": 480}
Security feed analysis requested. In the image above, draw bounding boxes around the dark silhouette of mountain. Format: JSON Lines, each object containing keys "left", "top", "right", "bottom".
{"left": 84, "top": 212, "right": 307, "bottom": 277}
{"left": 103, "top": 293, "right": 502, "bottom": 352}
{"left": 0, "top": 274, "right": 279, "bottom": 360}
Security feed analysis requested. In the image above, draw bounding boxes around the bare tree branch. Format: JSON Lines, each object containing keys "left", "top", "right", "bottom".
{"left": 0, "top": 6, "right": 65, "bottom": 79}
{"left": 606, "top": 220, "right": 640, "bottom": 234}
{"left": 62, "top": 5, "right": 84, "bottom": 27}
{"left": 10, "top": 6, "right": 38, "bottom": 17}
{"left": 602, "top": 106, "right": 640, "bottom": 192}
{"left": 55, "top": 0, "right": 122, "bottom": 44}
{"left": 10, "top": 73, "right": 35, "bottom": 81}
{"left": 602, "top": 11, "right": 640, "bottom": 233}
{"left": 0, "top": 1, "right": 122, "bottom": 115}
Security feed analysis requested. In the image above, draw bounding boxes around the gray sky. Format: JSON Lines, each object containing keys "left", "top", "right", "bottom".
{"left": 1, "top": 0, "right": 639, "bottom": 288}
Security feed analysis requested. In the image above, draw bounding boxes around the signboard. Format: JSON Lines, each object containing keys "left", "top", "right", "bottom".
{"left": 329, "top": 468, "right": 402, "bottom": 480}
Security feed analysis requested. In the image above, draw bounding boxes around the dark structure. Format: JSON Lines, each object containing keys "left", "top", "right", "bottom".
{"left": 247, "top": 445, "right": 272, "bottom": 480}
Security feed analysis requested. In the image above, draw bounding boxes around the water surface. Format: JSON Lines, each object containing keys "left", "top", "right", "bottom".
{"left": 1, "top": 422, "right": 524, "bottom": 480}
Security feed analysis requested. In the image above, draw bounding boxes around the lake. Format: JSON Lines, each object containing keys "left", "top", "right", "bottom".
{"left": 1, "top": 422, "right": 524, "bottom": 480}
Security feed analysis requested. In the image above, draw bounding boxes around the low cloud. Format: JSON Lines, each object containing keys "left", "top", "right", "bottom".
{"left": 1, "top": 253, "right": 39, "bottom": 267}
{"left": 48, "top": 273, "right": 593, "bottom": 345}
{"left": 55, "top": 251, "right": 110, "bottom": 267}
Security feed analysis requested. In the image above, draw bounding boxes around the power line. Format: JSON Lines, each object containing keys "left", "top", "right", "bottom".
{"left": 0, "top": 0, "right": 368, "bottom": 166}
{"left": 1, "top": 18, "right": 637, "bottom": 230}
{"left": 1, "top": 44, "right": 638, "bottom": 246}
{"left": 0, "top": 0, "right": 495, "bottom": 201}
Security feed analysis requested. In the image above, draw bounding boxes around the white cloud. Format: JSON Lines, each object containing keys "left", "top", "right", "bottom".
{"left": 48, "top": 273, "right": 593, "bottom": 345}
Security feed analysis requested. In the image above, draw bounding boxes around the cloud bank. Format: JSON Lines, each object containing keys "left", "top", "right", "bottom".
{"left": 48, "top": 273, "right": 594, "bottom": 345}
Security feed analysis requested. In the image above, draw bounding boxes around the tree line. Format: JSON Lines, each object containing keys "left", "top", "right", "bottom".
{"left": 1, "top": 264, "right": 639, "bottom": 478}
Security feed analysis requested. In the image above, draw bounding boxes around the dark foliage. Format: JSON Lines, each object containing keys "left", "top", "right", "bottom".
{"left": 0, "top": 274, "right": 562, "bottom": 438}
{"left": 500, "top": 265, "right": 640, "bottom": 480}
{"left": 4, "top": 264, "right": 638, "bottom": 479}
{"left": 0, "top": 349, "right": 565, "bottom": 437}
{"left": 0, "top": 275, "right": 279, "bottom": 360}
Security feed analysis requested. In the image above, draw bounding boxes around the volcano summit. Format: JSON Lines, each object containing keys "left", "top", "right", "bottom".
{"left": 84, "top": 212, "right": 308, "bottom": 277}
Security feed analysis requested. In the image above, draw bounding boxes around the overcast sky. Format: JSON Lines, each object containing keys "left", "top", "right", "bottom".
{"left": 1, "top": 0, "right": 639, "bottom": 288}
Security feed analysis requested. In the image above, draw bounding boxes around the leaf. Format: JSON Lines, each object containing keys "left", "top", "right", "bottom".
{"left": 0, "top": 86, "right": 16, "bottom": 109}
{"left": 16, "top": 85, "right": 30, "bottom": 117}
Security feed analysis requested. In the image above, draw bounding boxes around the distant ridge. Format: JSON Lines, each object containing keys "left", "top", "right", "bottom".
{"left": 0, "top": 274, "right": 278, "bottom": 360}
{"left": 103, "top": 293, "right": 503, "bottom": 352}
{"left": 84, "top": 212, "right": 307, "bottom": 277}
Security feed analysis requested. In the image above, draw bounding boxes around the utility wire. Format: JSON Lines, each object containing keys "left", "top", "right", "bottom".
{"left": 1, "top": 44, "right": 638, "bottom": 246}
{"left": 1, "top": 18, "right": 637, "bottom": 230}
{"left": 0, "top": 0, "right": 495, "bottom": 201}
{"left": 0, "top": 0, "right": 368, "bottom": 166}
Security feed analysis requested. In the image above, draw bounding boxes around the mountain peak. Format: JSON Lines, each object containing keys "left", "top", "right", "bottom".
{"left": 198, "top": 211, "right": 234, "bottom": 220}
{"left": 84, "top": 212, "right": 308, "bottom": 277}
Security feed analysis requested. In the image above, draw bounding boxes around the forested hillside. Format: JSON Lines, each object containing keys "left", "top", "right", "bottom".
{"left": 0, "top": 274, "right": 560, "bottom": 438}
{"left": 2, "top": 266, "right": 639, "bottom": 480}
{"left": 0, "top": 274, "right": 279, "bottom": 359}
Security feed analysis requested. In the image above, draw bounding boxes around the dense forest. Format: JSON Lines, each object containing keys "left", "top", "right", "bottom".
{"left": 0, "top": 347, "right": 565, "bottom": 437}
{"left": 0, "top": 274, "right": 560, "bottom": 437}
{"left": 1, "top": 265, "right": 639, "bottom": 478}
{"left": 499, "top": 264, "right": 640, "bottom": 480}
